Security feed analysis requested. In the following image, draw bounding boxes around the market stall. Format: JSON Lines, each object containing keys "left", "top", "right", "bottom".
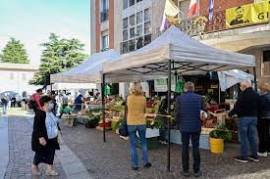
{"left": 101, "top": 26, "right": 256, "bottom": 171}
{"left": 50, "top": 49, "right": 120, "bottom": 140}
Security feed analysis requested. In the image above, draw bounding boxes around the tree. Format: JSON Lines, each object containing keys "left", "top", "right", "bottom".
{"left": 0, "top": 38, "right": 29, "bottom": 64}
{"left": 30, "top": 33, "right": 88, "bottom": 85}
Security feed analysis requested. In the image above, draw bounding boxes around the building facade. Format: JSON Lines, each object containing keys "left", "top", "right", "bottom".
{"left": 92, "top": 0, "right": 269, "bottom": 87}
{"left": 0, "top": 63, "right": 40, "bottom": 95}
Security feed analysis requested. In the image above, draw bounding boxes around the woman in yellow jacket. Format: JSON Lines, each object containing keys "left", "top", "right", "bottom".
{"left": 127, "top": 82, "right": 151, "bottom": 170}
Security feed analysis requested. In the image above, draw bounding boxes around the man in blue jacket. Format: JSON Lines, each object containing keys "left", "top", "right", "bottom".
{"left": 175, "top": 82, "right": 203, "bottom": 177}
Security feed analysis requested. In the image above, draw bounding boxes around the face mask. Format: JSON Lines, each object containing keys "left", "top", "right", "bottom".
{"left": 47, "top": 102, "right": 54, "bottom": 112}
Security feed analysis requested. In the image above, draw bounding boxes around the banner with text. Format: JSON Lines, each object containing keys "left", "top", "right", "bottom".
{"left": 226, "top": 1, "right": 270, "bottom": 28}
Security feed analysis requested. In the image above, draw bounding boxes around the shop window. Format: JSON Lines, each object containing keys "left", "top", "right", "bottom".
{"left": 130, "top": 27, "right": 135, "bottom": 38}
{"left": 136, "top": 25, "right": 143, "bottom": 36}
{"left": 129, "top": 39, "right": 136, "bottom": 52}
{"left": 123, "top": 30, "right": 128, "bottom": 41}
{"left": 144, "top": 21, "right": 151, "bottom": 34}
{"left": 129, "top": 15, "right": 135, "bottom": 26}
{"left": 129, "top": 0, "right": 135, "bottom": 6}
{"left": 144, "top": 34, "right": 151, "bottom": 46}
{"left": 123, "top": 0, "right": 129, "bottom": 9}
{"left": 263, "top": 50, "right": 270, "bottom": 75}
{"left": 136, "top": 11, "right": 143, "bottom": 24}
{"left": 123, "top": 17, "right": 128, "bottom": 29}
{"left": 144, "top": 8, "right": 150, "bottom": 22}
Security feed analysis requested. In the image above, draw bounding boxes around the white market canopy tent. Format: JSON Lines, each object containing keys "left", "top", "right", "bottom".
{"left": 218, "top": 69, "right": 254, "bottom": 92}
{"left": 50, "top": 49, "right": 120, "bottom": 83}
{"left": 102, "top": 26, "right": 256, "bottom": 83}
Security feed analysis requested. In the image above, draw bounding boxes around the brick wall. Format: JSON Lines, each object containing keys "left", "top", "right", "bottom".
{"left": 200, "top": 0, "right": 254, "bottom": 15}
{"left": 109, "top": 0, "right": 114, "bottom": 49}
{"left": 95, "top": 0, "right": 101, "bottom": 52}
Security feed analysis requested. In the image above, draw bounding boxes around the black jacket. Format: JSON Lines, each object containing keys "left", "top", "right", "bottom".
{"left": 259, "top": 92, "right": 270, "bottom": 119}
{"left": 31, "top": 109, "right": 60, "bottom": 152}
{"left": 229, "top": 87, "right": 259, "bottom": 118}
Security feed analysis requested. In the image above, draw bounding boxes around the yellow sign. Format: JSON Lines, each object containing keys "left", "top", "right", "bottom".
{"left": 226, "top": 1, "right": 270, "bottom": 28}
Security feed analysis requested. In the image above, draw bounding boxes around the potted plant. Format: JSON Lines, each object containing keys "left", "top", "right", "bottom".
{"left": 85, "top": 114, "right": 101, "bottom": 128}
{"left": 209, "top": 125, "right": 232, "bottom": 154}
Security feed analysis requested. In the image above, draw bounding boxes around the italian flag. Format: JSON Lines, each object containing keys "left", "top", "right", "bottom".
{"left": 187, "top": 0, "right": 199, "bottom": 18}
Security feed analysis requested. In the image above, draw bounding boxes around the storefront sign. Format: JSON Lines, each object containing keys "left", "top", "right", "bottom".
{"left": 226, "top": 1, "right": 270, "bottom": 28}
{"left": 154, "top": 76, "right": 176, "bottom": 92}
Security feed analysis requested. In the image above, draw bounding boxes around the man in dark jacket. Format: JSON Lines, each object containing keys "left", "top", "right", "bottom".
{"left": 229, "top": 80, "right": 260, "bottom": 163}
{"left": 175, "top": 82, "right": 202, "bottom": 177}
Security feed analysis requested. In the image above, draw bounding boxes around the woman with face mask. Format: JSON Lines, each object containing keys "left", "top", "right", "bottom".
{"left": 31, "top": 96, "right": 60, "bottom": 176}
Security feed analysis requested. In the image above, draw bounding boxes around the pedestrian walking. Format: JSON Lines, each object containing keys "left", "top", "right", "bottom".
{"left": 31, "top": 95, "right": 60, "bottom": 176}
{"left": 257, "top": 82, "right": 270, "bottom": 157}
{"left": 1, "top": 95, "right": 8, "bottom": 115}
{"left": 229, "top": 80, "right": 260, "bottom": 163}
{"left": 175, "top": 82, "right": 203, "bottom": 177}
{"left": 127, "top": 82, "right": 151, "bottom": 170}
{"left": 31, "top": 89, "right": 43, "bottom": 111}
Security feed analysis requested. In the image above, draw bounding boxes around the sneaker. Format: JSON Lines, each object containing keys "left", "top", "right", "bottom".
{"left": 258, "top": 152, "right": 267, "bottom": 157}
{"left": 234, "top": 156, "right": 248, "bottom": 163}
{"left": 194, "top": 171, "right": 202, "bottom": 178}
{"left": 132, "top": 166, "right": 139, "bottom": 171}
{"left": 181, "top": 171, "right": 191, "bottom": 177}
{"left": 45, "top": 169, "right": 59, "bottom": 176}
{"left": 120, "top": 136, "right": 129, "bottom": 140}
{"left": 144, "top": 162, "right": 152, "bottom": 168}
{"left": 248, "top": 156, "right": 259, "bottom": 162}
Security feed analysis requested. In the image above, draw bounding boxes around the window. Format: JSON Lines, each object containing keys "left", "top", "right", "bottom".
{"left": 123, "top": 30, "right": 128, "bottom": 41}
{"left": 129, "top": 40, "right": 136, "bottom": 51}
{"left": 144, "top": 22, "right": 151, "bottom": 34}
{"left": 136, "top": 11, "right": 143, "bottom": 24}
{"left": 136, "top": 37, "right": 143, "bottom": 49}
{"left": 137, "top": 0, "right": 143, "bottom": 2}
{"left": 144, "top": 34, "right": 151, "bottom": 46}
{"left": 144, "top": 8, "right": 150, "bottom": 22}
{"left": 123, "top": 18, "right": 128, "bottom": 29}
{"left": 263, "top": 50, "right": 270, "bottom": 75}
{"left": 121, "top": 41, "right": 129, "bottom": 54}
{"left": 123, "top": 0, "right": 129, "bottom": 9}
{"left": 129, "top": 15, "right": 135, "bottom": 26}
{"left": 130, "top": 27, "right": 135, "bottom": 38}
{"left": 136, "top": 25, "right": 143, "bottom": 36}
{"left": 101, "top": 31, "right": 109, "bottom": 51}
{"left": 100, "top": 0, "right": 109, "bottom": 22}
{"left": 129, "top": 0, "right": 135, "bottom": 6}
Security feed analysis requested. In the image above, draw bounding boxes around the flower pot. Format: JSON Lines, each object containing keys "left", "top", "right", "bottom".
{"left": 209, "top": 137, "right": 224, "bottom": 154}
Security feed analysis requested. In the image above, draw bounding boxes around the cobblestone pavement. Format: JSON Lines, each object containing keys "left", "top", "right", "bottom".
{"left": 62, "top": 123, "right": 270, "bottom": 179}
{"left": 3, "top": 114, "right": 270, "bottom": 179}
{"left": 4, "top": 115, "right": 67, "bottom": 179}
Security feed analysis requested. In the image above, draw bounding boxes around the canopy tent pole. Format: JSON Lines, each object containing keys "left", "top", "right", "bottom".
{"left": 253, "top": 67, "right": 258, "bottom": 92}
{"left": 167, "top": 60, "right": 172, "bottom": 172}
{"left": 102, "top": 73, "right": 106, "bottom": 142}
{"left": 50, "top": 83, "right": 53, "bottom": 92}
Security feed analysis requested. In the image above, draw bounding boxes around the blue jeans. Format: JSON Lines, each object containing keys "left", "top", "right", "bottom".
{"left": 181, "top": 132, "right": 200, "bottom": 172}
{"left": 239, "top": 117, "right": 258, "bottom": 159}
{"left": 128, "top": 125, "right": 149, "bottom": 167}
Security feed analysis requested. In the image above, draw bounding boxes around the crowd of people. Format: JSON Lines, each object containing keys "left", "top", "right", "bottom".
{"left": 26, "top": 79, "right": 270, "bottom": 177}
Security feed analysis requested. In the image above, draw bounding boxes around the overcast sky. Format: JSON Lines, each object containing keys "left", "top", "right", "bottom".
{"left": 0, "top": 0, "right": 90, "bottom": 67}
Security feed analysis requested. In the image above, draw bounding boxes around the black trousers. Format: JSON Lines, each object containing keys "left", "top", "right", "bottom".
{"left": 33, "top": 148, "right": 55, "bottom": 165}
{"left": 257, "top": 119, "right": 270, "bottom": 153}
{"left": 181, "top": 132, "right": 201, "bottom": 173}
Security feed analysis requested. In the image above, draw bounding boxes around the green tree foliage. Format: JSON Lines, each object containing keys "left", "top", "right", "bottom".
{"left": 0, "top": 38, "right": 29, "bottom": 64}
{"left": 30, "top": 33, "right": 88, "bottom": 85}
